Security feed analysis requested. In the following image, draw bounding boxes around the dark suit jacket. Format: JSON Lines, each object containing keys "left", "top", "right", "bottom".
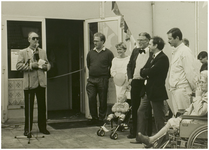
{"left": 127, "top": 48, "right": 141, "bottom": 80}
{"left": 140, "top": 51, "right": 169, "bottom": 101}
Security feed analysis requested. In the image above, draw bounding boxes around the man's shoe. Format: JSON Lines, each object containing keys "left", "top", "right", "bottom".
{"left": 40, "top": 129, "right": 50, "bottom": 135}
{"left": 130, "top": 140, "right": 142, "bottom": 144}
{"left": 96, "top": 120, "right": 104, "bottom": 126}
{"left": 127, "top": 134, "right": 136, "bottom": 139}
{"left": 87, "top": 119, "right": 98, "bottom": 125}
{"left": 24, "top": 131, "right": 32, "bottom": 138}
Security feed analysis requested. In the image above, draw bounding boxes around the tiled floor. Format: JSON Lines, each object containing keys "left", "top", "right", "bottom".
{"left": 2, "top": 119, "right": 144, "bottom": 149}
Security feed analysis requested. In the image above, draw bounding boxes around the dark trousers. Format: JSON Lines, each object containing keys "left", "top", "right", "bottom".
{"left": 137, "top": 95, "right": 165, "bottom": 136}
{"left": 24, "top": 86, "right": 46, "bottom": 132}
{"left": 130, "top": 79, "right": 144, "bottom": 136}
{"left": 86, "top": 77, "right": 109, "bottom": 120}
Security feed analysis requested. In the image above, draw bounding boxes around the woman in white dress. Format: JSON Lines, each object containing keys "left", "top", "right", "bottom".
{"left": 111, "top": 42, "right": 130, "bottom": 100}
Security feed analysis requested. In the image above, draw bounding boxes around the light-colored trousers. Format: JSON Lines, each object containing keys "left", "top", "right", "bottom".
{"left": 170, "top": 86, "right": 192, "bottom": 115}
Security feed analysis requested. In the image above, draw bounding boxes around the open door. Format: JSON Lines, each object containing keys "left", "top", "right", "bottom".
{"left": 84, "top": 16, "right": 122, "bottom": 118}
{"left": 46, "top": 19, "right": 85, "bottom": 120}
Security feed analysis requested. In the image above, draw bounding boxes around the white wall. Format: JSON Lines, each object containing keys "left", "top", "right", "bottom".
{"left": 154, "top": 1, "right": 207, "bottom": 57}
{"left": 3, "top": 1, "right": 206, "bottom": 54}
{"left": 103, "top": 1, "right": 207, "bottom": 56}
{"left": 2, "top": 1, "right": 207, "bottom": 53}
{"left": 2, "top": 1, "right": 100, "bottom": 19}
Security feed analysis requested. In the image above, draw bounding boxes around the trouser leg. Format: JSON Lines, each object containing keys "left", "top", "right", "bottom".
{"left": 130, "top": 79, "right": 144, "bottom": 136}
{"left": 171, "top": 87, "right": 191, "bottom": 115}
{"left": 151, "top": 101, "right": 166, "bottom": 132}
{"left": 86, "top": 78, "right": 98, "bottom": 120}
{"left": 24, "top": 89, "right": 35, "bottom": 132}
{"left": 36, "top": 86, "right": 47, "bottom": 131}
{"left": 151, "top": 100, "right": 169, "bottom": 146}
{"left": 137, "top": 95, "right": 152, "bottom": 135}
{"left": 98, "top": 77, "right": 109, "bottom": 120}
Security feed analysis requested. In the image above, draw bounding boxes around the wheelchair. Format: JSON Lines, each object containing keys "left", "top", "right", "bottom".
{"left": 156, "top": 114, "right": 208, "bottom": 149}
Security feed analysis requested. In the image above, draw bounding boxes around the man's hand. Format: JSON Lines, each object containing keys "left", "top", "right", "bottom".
{"left": 42, "top": 64, "right": 48, "bottom": 71}
{"left": 32, "top": 62, "right": 39, "bottom": 69}
{"left": 195, "top": 87, "right": 202, "bottom": 97}
{"left": 128, "top": 79, "right": 132, "bottom": 85}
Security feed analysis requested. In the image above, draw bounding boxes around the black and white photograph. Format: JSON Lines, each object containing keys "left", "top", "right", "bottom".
{"left": 1, "top": 1, "right": 208, "bottom": 149}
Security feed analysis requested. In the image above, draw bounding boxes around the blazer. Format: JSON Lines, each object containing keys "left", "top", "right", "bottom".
{"left": 140, "top": 51, "right": 169, "bottom": 101}
{"left": 16, "top": 47, "right": 51, "bottom": 90}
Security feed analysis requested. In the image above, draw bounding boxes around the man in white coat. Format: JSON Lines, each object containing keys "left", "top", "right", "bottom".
{"left": 167, "top": 28, "right": 199, "bottom": 115}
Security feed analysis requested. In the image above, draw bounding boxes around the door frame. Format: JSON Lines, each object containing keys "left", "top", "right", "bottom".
{"left": 1, "top": 15, "right": 46, "bottom": 123}
{"left": 83, "top": 16, "right": 122, "bottom": 118}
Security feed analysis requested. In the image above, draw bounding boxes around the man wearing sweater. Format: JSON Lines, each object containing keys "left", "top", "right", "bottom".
{"left": 86, "top": 32, "right": 114, "bottom": 125}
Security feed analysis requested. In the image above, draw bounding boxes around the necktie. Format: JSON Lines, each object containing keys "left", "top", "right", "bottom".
{"left": 150, "top": 54, "right": 155, "bottom": 64}
{"left": 139, "top": 49, "right": 146, "bottom": 54}
{"left": 33, "top": 49, "right": 39, "bottom": 61}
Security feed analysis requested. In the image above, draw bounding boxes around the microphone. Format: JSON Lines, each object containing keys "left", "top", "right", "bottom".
{"left": 25, "top": 59, "right": 30, "bottom": 65}
{"left": 35, "top": 43, "right": 39, "bottom": 50}
{"left": 33, "top": 43, "right": 40, "bottom": 61}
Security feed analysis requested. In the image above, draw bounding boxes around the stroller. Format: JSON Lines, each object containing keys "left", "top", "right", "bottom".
{"left": 97, "top": 73, "right": 132, "bottom": 140}
{"left": 97, "top": 95, "right": 132, "bottom": 140}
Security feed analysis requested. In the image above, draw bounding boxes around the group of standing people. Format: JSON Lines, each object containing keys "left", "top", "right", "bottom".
{"left": 17, "top": 27, "right": 207, "bottom": 140}
{"left": 86, "top": 27, "right": 207, "bottom": 143}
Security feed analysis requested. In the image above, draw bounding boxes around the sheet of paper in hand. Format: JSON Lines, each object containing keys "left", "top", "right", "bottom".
{"left": 38, "top": 59, "right": 46, "bottom": 69}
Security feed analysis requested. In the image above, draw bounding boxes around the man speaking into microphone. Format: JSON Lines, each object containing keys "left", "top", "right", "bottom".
{"left": 16, "top": 32, "right": 51, "bottom": 137}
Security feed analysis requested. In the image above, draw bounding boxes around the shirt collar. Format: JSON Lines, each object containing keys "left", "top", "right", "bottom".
{"left": 144, "top": 47, "right": 149, "bottom": 53}
{"left": 28, "top": 47, "right": 34, "bottom": 52}
{"left": 153, "top": 51, "right": 161, "bottom": 58}
{"left": 93, "top": 46, "right": 106, "bottom": 52}
{"left": 28, "top": 46, "right": 37, "bottom": 52}
{"left": 172, "top": 43, "right": 184, "bottom": 54}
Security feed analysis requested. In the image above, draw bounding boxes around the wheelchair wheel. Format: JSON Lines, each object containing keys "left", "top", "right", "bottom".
{"left": 187, "top": 125, "right": 207, "bottom": 148}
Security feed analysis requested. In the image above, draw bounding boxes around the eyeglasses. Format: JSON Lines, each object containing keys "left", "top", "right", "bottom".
{"left": 137, "top": 39, "right": 147, "bottom": 42}
{"left": 32, "top": 37, "right": 39, "bottom": 40}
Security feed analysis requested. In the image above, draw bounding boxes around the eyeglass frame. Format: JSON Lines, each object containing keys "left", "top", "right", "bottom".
{"left": 137, "top": 38, "right": 148, "bottom": 42}
{"left": 32, "top": 37, "right": 39, "bottom": 40}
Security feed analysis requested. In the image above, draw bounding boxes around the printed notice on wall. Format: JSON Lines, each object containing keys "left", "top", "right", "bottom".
{"left": 11, "top": 49, "right": 20, "bottom": 71}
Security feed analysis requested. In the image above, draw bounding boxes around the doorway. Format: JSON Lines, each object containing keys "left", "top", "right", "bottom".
{"left": 46, "top": 19, "right": 85, "bottom": 121}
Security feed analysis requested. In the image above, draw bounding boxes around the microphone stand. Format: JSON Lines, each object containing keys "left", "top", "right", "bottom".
{"left": 15, "top": 55, "right": 45, "bottom": 144}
